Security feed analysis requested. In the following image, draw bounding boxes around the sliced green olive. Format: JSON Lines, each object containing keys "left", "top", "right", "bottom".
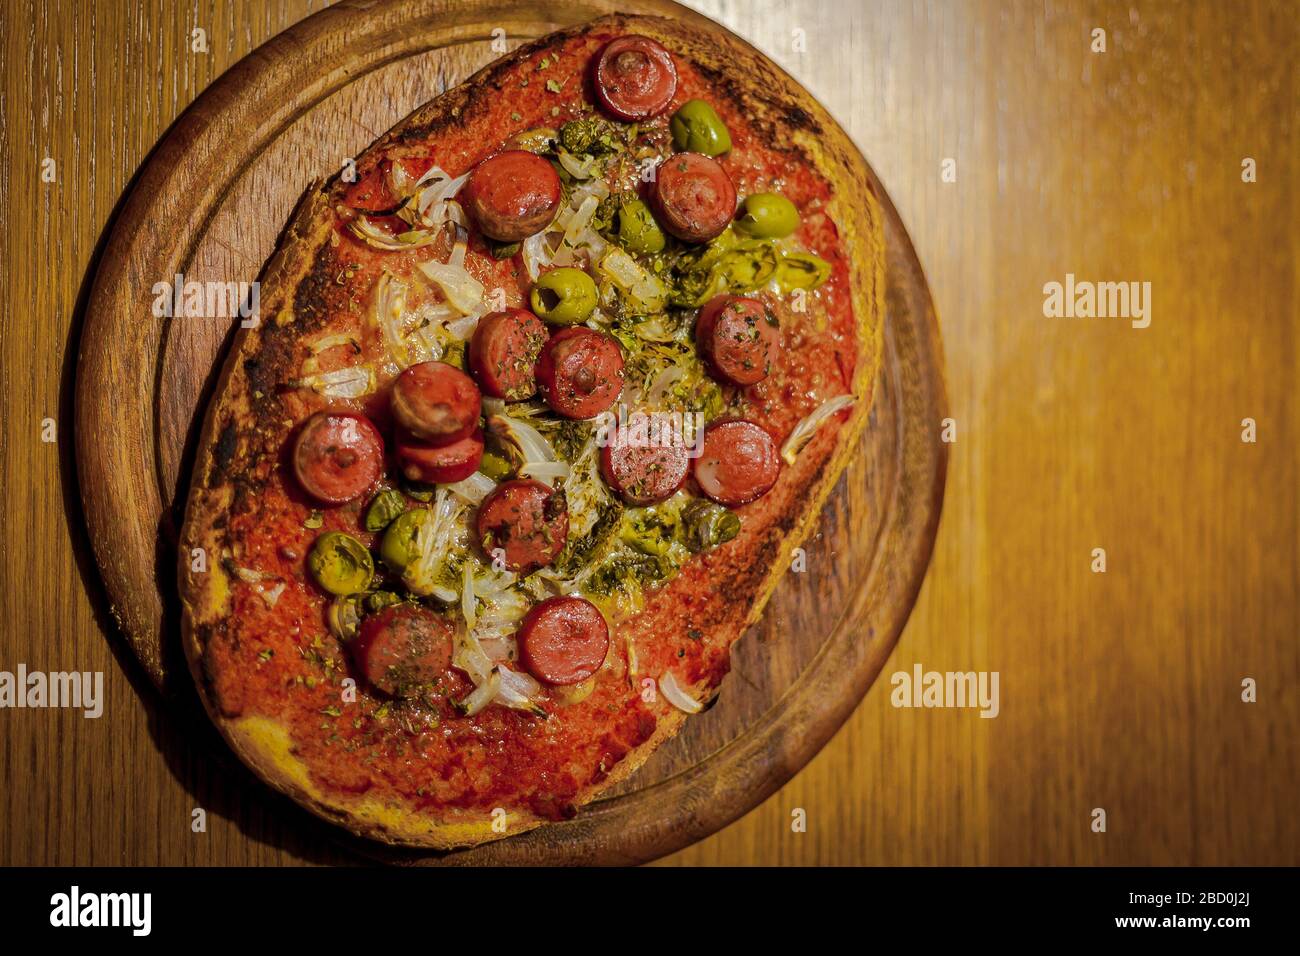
{"left": 504, "top": 126, "right": 558, "bottom": 154}
{"left": 669, "top": 100, "right": 732, "bottom": 157}
{"left": 682, "top": 499, "right": 741, "bottom": 552}
{"left": 615, "top": 199, "right": 666, "bottom": 255}
{"left": 328, "top": 593, "right": 365, "bottom": 641}
{"left": 440, "top": 340, "right": 468, "bottom": 370}
{"left": 774, "top": 252, "right": 832, "bottom": 292}
{"left": 308, "top": 531, "right": 374, "bottom": 595}
{"left": 530, "top": 267, "right": 599, "bottom": 325}
{"left": 715, "top": 242, "right": 780, "bottom": 292}
{"left": 735, "top": 193, "right": 800, "bottom": 239}
{"left": 478, "top": 448, "right": 514, "bottom": 482}
{"left": 363, "top": 489, "right": 406, "bottom": 533}
{"left": 488, "top": 239, "right": 522, "bottom": 260}
{"left": 401, "top": 478, "right": 435, "bottom": 502}
{"left": 380, "top": 508, "right": 429, "bottom": 573}
{"left": 365, "top": 590, "right": 402, "bottom": 613}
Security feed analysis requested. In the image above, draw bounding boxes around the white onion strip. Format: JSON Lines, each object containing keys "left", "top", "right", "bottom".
{"left": 446, "top": 472, "right": 496, "bottom": 505}
{"left": 456, "top": 668, "right": 501, "bottom": 716}
{"left": 659, "top": 671, "right": 702, "bottom": 714}
{"left": 780, "top": 395, "right": 856, "bottom": 465}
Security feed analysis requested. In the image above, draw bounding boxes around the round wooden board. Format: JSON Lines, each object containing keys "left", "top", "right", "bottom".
{"left": 74, "top": 0, "right": 947, "bottom": 865}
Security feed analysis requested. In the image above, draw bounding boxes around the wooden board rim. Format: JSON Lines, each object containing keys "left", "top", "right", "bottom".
{"left": 73, "top": 0, "right": 949, "bottom": 864}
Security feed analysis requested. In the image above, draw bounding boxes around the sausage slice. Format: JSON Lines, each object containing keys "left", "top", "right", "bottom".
{"left": 395, "top": 426, "right": 484, "bottom": 484}
{"left": 695, "top": 294, "right": 780, "bottom": 386}
{"left": 390, "top": 361, "right": 481, "bottom": 446}
{"left": 517, "top": 596, "right": 610, "bottom": 686}
{"left": 600, "top": 422, "right": 690, "bottom": 505}
{"left": 693, "top": 418, "right": 780, "bottom": 507}
{"left": 462, "top": 150, "right": 562, "bottom": 242}
{"left": 535, "top": 327, "right": 624, "bottom": 419}
{"left": 651, "top": 152, "right": 736, "bottom": 244}
{"left": 475, "top": 478, "right": 569, "bottom": 574}
{"left": 351, "top": 604, "right": 454, "bottom": 698}
{"left": 592, "top": 35, "right": 679, "bottom": 121}
{"left": 292, "top": 411, "right": 384, "bottom": 505}
{"left": 468, "top": 308, "right": 548, "bottom": 401}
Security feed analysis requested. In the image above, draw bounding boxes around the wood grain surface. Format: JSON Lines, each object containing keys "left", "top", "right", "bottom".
{"left": 3, "top": 0, "right": 1297, "bottom": 866}
{"left": 72, "top": 0, "right": 943, "bottom": 864}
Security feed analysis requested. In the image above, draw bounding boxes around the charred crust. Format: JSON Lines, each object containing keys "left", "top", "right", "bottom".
{"left": 291, "top": 245, "right": 337, "bottom": 333}
{"left": 212, "top": 419, "right": 239, "bottom": 484}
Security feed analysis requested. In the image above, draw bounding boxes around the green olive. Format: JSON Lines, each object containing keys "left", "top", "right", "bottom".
{"left": 308, "top": 532, "right": 374, "bottom": 596}
{"left": 478, "top": 449, "right": 514, "bottom": 482}
{"left": 774, "top": 252, "right": 831, "bottom": 291}
{"left": 530, "top": 267, "right": 599, "bottom": 325}
{"left": 615, "top": 199, "right": 666, "bottom": 255}
{"left": 380, "top": 508, "right": 429, "bottom": 573}
{"left": 682, "top": 499, "right": 741, "bottom": 552}
{"left": 327, "top": 593, "right": 365, "bottom": 641}
{"left": 735, "top": 193, "right": 800, "bottom": 239}
{"left": 669, "top": 100, "right": 732, "bottom": 157}
{"left": 363, "top": 489, "right": 406, "bottom": 533}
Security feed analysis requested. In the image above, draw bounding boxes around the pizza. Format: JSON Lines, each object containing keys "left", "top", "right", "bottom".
{"left": 179, "top": 13, "right": 885, "bottom": 849}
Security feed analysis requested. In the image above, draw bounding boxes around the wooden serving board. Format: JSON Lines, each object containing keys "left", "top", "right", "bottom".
{"left": 74, "top": 0, "right": 947, "bottom": 865}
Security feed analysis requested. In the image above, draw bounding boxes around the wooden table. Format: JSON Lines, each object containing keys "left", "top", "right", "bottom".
{"left": 2, "top": 0, "right": 1295, "bottom": 866}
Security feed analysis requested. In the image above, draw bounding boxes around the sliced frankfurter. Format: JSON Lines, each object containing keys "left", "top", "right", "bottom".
{"left": 695, "top": 294, "right": 780, "bottom": 386}
{"left": 592, "top": 35, "right": 679, "bottom": 121}
{"left": 462, "top": 150, "right": 562, "bottom": 242}
{"left": 650, "top": 151, "right": 736, "bottom": 244}
{"left": 395, "top": 426, "right": 484, "bottom": 484}
{"left": 600, "top": 424, "right": 690, "bottom": 506}
{"left": 517, "top": 596, "right": 610, "bottom": 686}
{"left": 390, "top": 361, "right": 481, "bottom": 446}
{"left": 292, "top": 410, "right": 384, "bottom": 505}
{"left": 693, "top": 418, "right": 780, "bottom": 507}
{"left": 535, "top": 327, "right": 624, "bottom": 420}
{"left": 475, "top": 478, "right": 569, "bottom": 574}
{"left": 468, "top": 308, "right": 548, "bottom": 401}
{"left": 351, "top": 604, "right": 455, "bottom": 698}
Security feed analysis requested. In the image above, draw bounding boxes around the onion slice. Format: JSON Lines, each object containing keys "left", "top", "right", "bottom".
{"left": 487, "top": 413, "right": 561, "bottom": 481}
{"left": 347, "top": 215, "right": 438, "bottom": 251}
{"left": 445, "top": 471, "right": 496, "bottom": 505}
{"left": 556, "top": 150, "right": 597, "bottom": 179}
{"left": 598, "top": 247, "right": 666, "bottom": 310}
{"left": 522, "top": 233, "right": 552, "bottom": 282}
{"left": 659, "top": 671, "right": 703, "bottom": 714}
{"left": 495, "top": 667, "right": 547, "bottom": 717}
{"left": 288, "top": 366, "right": 374, "bottom": 398}
{"left": 418, "top": 259, "right": 484, "bottom": 314}
{"left": 645, "top": 365, "right": 685, "bottom": 406}
{"left": 456, "top": 668, "right": 501, "bottom": 716}
{"left": 780, "top": 395, "right": 856, "bottom": 465}
{"left": 518, "top": 460, "right": 571, "bottom": 484}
